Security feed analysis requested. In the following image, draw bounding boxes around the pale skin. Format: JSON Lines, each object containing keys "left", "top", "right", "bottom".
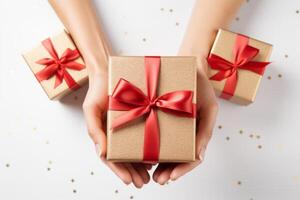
{"left": 49, "top": 0, "right": 243, "bottom": 188}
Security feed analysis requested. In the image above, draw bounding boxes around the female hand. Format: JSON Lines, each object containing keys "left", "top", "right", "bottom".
{"left": 152, "top": 56, "right": 218, "bottom": 184}
{"left": 82, "top": 68, "right": 152, "bottom": 188}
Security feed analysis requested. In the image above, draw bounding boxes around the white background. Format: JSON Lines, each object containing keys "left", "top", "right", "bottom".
{"left": 0, "top": 0, "right": 300, "bottom": 199}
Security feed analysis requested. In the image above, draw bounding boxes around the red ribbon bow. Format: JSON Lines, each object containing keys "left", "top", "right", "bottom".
{"left": 207, "top": 34, "right": 270, "bottom": 99}
{"left": 35, "top": 38, "right": 85, "bottom": 89}
{"left": 109, "top": 56, "right": 196, "bottom": 162}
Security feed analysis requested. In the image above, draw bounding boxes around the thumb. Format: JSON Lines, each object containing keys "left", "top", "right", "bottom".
{"left": 83, "top": 103, "right": 107, "bottom": 159}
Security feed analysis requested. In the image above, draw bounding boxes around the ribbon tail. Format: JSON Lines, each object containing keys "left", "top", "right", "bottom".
{"left": 143, "top": 109, "right": 160, "bottom": 162}
{"left": 220, "top": 71, "right": 238, "bottom": 100}
{"left": 62, "top": 69, "right": 80, "bottom": 90}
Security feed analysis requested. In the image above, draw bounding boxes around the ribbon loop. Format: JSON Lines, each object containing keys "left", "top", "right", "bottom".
{"left": 35, "top": 38, "right": 85, "bottom": 89}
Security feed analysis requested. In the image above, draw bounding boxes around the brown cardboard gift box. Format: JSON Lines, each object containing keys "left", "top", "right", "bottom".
{"left": 23, "top": 30, "right": 88, "bottom": 100}
{"left": 107, "top": 56, "right": 197, "bottom": 162}
{"left": 207, "top": 29, "right": 273, "bottom": 105}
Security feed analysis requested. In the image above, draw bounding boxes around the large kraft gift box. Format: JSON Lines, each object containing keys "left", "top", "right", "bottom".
{"left": 107, "top": 56, "right": 197, "bottom": 162}
{"left": 207, "top": 29, "right": 273, "bottom": 105}
{"left": 23, "top": 30, "right": 88, "bottom": 100}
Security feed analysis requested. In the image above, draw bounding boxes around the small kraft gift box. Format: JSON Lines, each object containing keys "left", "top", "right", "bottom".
{"left": 207, "top": 29, "right": 273, "bottom": 105}
{"left": 23, "top": 30, "right": 88, "bottom": 100}
{"left": 107, "top": 56, "right": 197, "bottom": 163}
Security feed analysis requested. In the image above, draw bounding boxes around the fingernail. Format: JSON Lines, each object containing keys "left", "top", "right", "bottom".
{"left": 95, "top": 143, "right": 102, "bottom": 157}
{"left": 199, "top": 147, "right": 206, "bottom": 162}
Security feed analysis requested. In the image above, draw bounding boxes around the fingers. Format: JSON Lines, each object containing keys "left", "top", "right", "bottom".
{"left": 152, "top": 163, "right": 168, "bottom": 183}
{"left": 170, "top": 161, "right": 200, "bottom": 181}
{"left": 125, "top": 164, "right": 145, "bottom": 188}
{"left": 83, "top": 102, "right": 107, "bottom": 157}
{"left": 133, "top": 164, "right": 151, "bottom": 184}
{"left": 156, "top": 166, "right": 175, "bottom": 185}
{"left": 101, "top": 160, "right": 132, "bottom": 185}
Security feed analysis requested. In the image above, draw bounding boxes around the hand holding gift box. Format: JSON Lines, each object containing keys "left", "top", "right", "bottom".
{"left": 207, "top": 29, "right": 273, "bottom": 105}
{"left": 23, "top": 31, "right": 88, "bottom": 100}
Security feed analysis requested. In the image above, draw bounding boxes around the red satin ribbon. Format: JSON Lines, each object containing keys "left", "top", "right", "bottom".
{"left": 207, "top": 34, "right": 270, "bottom": 99}
{"left": 109, "top": 56, "right": 196, "bottom": 162}
{"left": 35, "top": 38, "right": 85, "bottom": 90}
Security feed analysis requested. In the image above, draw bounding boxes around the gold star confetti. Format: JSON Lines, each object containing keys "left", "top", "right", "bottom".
{"left": 160, "top": 8, "right": 164, "bottom": 11}
{"left": 71, "top": 179, "right": 75, "bottom": 183}
{"left": 5, "top": 163, "right": 10, "bottom": 168}
{"left": 73, "top": 189, "right": 77, "bottom": 194}
{"left": 169, "top": 9, "right": 173, "bottom": 13}
{"left": 130, "top": 195, "right": 134, "bottom": 199}
{"left": 142, "top": 38, "right": 147, "bottom": 42}
{"left": 226, "top": 136, "right": 230, "bottom": 141}
{"left": 239, "top": 129, "right": 243, "bottom": 134}
{"left": 115, "top": 189, "right": 118, "bottom": 194}
{"left": 218, "top": 125, "right": 222, "bottom": 129}
{"left": 237, "top": 181, "right": 242, "bottom": 186}
{"left": 257, "top": 145, "right": 262, "bottom": 149}
{"left": 278, "top": 74, "right": 282, "bottom": 78}
{"left": 267, "top": 76, "right": 272, "bottom": 80}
